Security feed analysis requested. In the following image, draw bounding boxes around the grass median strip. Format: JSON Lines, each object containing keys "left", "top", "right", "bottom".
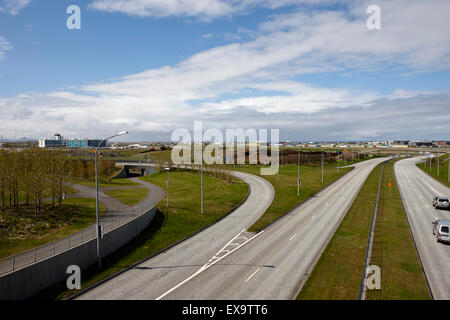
{"left": 365, "top": 160, "right": 430, "bottom": 300}
{"left": 36, "top": 169, "right": 248, "bottom": 299}
{"left": 235, "top": 164, "right": 352, "bottom": 232}
{"left": 297, "top": 160, "right": 430, "bottom": 300}
{"left": 297, "top": 163, "right": 383, "bottom": 300}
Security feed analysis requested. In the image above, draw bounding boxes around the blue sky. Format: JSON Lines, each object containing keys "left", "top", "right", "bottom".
{"left": 0, "top": 0, "right": 449, "bottom": 141}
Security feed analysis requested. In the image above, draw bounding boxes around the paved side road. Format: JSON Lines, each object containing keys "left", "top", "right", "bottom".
{"left": 69, "top": 177, "right": 164, "bottom": 223}
{"left": 395, "top": 157, "right": 450, "bottom": 299}
{"left": 76, "top": 171, "right": 275, "bottom": 300}
{"left": 159, "top": 157, "right": 389, "bottom": 300}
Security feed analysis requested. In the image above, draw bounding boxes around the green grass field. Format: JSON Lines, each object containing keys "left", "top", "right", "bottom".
{"left": 0, "top": 198, "right": 105, "bottom": 259}
{"left": 366, "top": 161, "right": 430, "bottom": 300}
{"left": 38, "top": 169, "right": 248, "bottom": 299}
{"left": 235, "top": 163, "right": 352, "bottom": 232}
{"left": 417, "top": 154, "right": 450, "bottom": 188}
{"left": 297, "top": 160, "right": 430, "bottom": 300}
{"left": 73, "top": 178, "right": 140, "bottom": 188}
{"left": 104, "top": 188, "right": 149, "bottom": 206}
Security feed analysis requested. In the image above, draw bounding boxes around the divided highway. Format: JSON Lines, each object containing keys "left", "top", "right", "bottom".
{"left": 158, "top": 157, "right": 388, "bottom": 299}
{"left": 395, "top": 157, "right": 450, "bottom": 299}
{"left": 76, "top": 171, "right": 274, "bottom": 300}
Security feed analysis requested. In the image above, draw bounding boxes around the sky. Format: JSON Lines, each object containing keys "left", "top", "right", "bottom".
{"left": 0, "top": 0, "right": 449, "bottom": 142}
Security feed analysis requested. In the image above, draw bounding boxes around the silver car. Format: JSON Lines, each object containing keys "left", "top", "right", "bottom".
{"left": 432, "top": 196, "right": 449, "bottom": 209}
{"left": 432, "top": 219, "right": 450, "bottom": 243}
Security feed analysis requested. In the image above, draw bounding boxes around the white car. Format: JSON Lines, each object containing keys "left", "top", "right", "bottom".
{"left": 432, "top": 196, "right": 449, "bottom": 209}
{"left": 432, "top": 219, "right": 450, "bottom": 243}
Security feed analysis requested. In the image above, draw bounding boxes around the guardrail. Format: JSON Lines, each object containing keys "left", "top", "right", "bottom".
{"left": 0, "top": 200, "right": 152, "bottom": 277}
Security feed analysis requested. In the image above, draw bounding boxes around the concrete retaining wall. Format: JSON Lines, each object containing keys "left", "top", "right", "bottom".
{"left": 0, "top": 207, "right": 157, "bottom": 300}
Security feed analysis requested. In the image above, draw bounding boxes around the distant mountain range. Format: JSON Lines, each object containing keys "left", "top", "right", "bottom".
{"left": 0, "top": 137, "right": 38, "bottom": 142}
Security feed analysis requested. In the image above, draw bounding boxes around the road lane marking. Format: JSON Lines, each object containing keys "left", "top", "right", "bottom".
{"left": 289, "top": 234, "right": 297, "bottom": 241}
{"left": 245, "top": 268, "right": 261, "bottom": 282}
{"left": 311, "top": 215, "right": 316, "bottom": 220}
{"left": 155, "top": 230, "right": 264, "bottom": 300}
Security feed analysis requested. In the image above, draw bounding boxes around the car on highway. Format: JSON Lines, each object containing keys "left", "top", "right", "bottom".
{"left": 432, "top": 219, "right": 450, "bottom": 243}
{"left": 432, "top": 196, "right": 449, "bottom": 209}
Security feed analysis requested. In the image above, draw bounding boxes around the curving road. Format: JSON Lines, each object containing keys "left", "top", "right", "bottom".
{"left": 156, "top": 157, "right": 389, "bottom": 300}
{"left": 76, "top": 171, "right": 275, "bottom": 300}
{"left": 395, "top": 156, "right": 450, "bottom": 299}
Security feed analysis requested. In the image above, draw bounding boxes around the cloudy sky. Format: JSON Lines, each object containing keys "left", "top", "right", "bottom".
{"left": 0, "top": 0, "right": 449, "bottom": 141}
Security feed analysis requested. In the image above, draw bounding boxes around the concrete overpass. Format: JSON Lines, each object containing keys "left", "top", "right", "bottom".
{"left": 114, "top": 161, "right": 158, "bottom": 178}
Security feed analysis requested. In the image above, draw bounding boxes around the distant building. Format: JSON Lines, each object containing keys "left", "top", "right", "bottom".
{"left": 39, "top": 133, "right": 65, "bottom": 148}
{"left": 39, "top": 133, "right": 107, "bottom": 148}
{"left": 66, "top": 139, "right": 107, "bottom": 148}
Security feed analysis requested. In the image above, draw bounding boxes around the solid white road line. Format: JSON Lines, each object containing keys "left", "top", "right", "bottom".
{"left": 155, "top": 230, "right": 264, "bottom": 300}
{"left": 245, "top": 268, "right": 261, "bottom": 282}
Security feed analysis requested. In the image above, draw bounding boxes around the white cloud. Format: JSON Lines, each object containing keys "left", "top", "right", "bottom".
{"left": 1, "top": 0, "right": 450, "bottom": 140}
{"left": 0, "top": 37, "right": 12, "bottom": 60}
{"left": 0, "top": 0, "right": 31, "bottom": 15}
{"left": 201, "top": 33, "right": 213, "bottom": 39}
{"left": 89, "top": 0, "right": 341, "bottom": 19}
{"left": 89, "top": 0, "right": 235, "bottom": 20}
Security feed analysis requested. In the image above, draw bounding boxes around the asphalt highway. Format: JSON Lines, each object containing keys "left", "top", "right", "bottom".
{"left": 395, "top": 156, "right": 450, "bottom": 299}
{"left": 76, "top": 171, "right": 275, "bottom": 300}
{"left": 158, "top": 157, "right": 388, "bottom": 299}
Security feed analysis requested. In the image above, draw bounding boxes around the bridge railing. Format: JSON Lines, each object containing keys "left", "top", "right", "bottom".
{"left": 0, "top": 200, "right": 153, "bottom": 277}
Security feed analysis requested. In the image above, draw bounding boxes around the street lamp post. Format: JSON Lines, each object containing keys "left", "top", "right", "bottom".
{"left": 201, "top": 159, "right": 204, "bottom": 214}
{"left": 337, "top": 149, "right": 339, "bottom": 173}
{"left": 321, "top": 149, "right": 324, "bottom": 183}
{"left": 297, "top": 148, "right": 300, "bottom": 197}
{"left": 95, "top": 130, "right": 128, "bottom": 269}
{"left": 165, "top": 167, "right": 170, "bottom": 208}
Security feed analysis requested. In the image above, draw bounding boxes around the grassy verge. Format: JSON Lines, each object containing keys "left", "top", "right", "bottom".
{"left": 0, "top": 198, "right": 105, "bottom": 258}
{"left": 73, "top": 178, "right": 139, "bottom": 188}
{"left": 36, "top": 169, "right": 248, "bottom": 299}
{"left": 235, "top": 164, "right": 352, "bottom": 232}
{"left": 104, "top": 188, "right": 149, "bottom": 206}
{"left": 297, "top": 160, "right": 430, "bottom": 300}
{"left": 366, "top": 161, "right": 430, "bottom": 300}
{"left": 297, "top": 163, "right": 383, "bottom": 300}
{"left": 417, "top": 154, "right": 450, "bottom": 188}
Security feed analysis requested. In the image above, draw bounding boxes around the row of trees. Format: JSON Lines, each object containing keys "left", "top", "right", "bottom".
{"left": 0, "top": 149, "right": 117, "bottom": 216}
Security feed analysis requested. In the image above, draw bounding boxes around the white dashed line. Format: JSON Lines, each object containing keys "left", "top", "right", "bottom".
{"left": 289, "top": 234, "right": 297, "bottom": 241}
{"left": 245, "top": 268, "right": 261, "bottom": 282}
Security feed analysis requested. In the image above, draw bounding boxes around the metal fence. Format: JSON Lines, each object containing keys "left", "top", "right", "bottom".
{"left": 0, "top": 201, "right": 153, "bottom": 277}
